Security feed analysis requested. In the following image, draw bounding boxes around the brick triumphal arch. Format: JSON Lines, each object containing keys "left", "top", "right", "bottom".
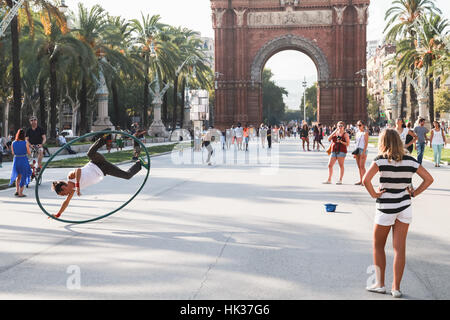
{"left": 211, "top": 0, "right": 370, "bottom": 128}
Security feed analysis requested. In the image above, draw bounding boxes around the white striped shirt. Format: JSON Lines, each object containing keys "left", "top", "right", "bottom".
{"left": 374, "top": 155, "right": 420, "bottom": 214}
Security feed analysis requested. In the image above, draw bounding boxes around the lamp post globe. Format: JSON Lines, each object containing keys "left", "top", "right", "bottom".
{"left": 59, "top": 0, "right": 68, "bottom": 14}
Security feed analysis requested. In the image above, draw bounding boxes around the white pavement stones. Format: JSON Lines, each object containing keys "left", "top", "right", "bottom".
{"left": 0, "top": 138, "right": 449, "bottom": 299}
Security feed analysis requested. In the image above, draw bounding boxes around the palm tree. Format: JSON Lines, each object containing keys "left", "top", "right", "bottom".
{"left": 397, "top": 14, "right": 449, "bottom": 122}
{"left": 29, "top": 12, "right": 90, "bottom": 139}
{"left": 177, "top": 35, "right": 213, "bottom": 128}
{"left": 103, "top": 15, "right": 140, "bottom": 128}
{"left": 384, "top": 0, "right": 441, "bottom": 41}
{"left": 71, "top": 3, "right": 108, "bottom": 135}
{"left": 384, "top": 0, "right": 442, "bottom": 122}
{"left": 130, "top": 14, "right": 169, "bottom": 129}
{"left": 165, "top": 27, "right": 212, "bottom": 130}
{"left": 1, "top": 0, "right": 66, "bottom": 131}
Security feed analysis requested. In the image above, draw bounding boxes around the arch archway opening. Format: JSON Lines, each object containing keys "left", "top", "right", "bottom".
{"left": 263, "top": 50, "right": 319, "bottom": 125}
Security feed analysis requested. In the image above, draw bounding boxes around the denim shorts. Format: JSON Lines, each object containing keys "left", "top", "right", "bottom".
{"left": 355, "top": 148, "right": 368, "bottom": 156}
{"left": 331, "top": 152, "right": 346, "bottom": 158}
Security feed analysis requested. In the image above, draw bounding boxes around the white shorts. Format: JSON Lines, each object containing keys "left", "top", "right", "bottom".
{"left": 375, "top": 206, "right": 412, "bottom": 226}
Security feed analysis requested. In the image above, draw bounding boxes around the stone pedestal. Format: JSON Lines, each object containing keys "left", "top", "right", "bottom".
{"left": 183, "top": 107, "right": 192, "bottom": 129}
{"left": 92, "top": 92, "right": 114, "bottom": 132}
{"left": 149, "top": 105, "right": 169, "bottom": 137}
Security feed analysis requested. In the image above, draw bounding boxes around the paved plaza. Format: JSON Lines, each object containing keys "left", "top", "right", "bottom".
{"left": 0, "top": 138, "right": 449, "bottom": 300}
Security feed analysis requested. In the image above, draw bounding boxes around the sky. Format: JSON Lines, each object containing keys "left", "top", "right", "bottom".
{"left": 65, "top": 0, "right": 450, "bottom": 109}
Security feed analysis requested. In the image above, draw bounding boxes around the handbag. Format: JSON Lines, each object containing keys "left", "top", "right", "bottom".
{"left": 326, "top": 144, "right": 333, "bottom": 156}
{"left": 352, "top": 148, "right": 360, "bottom": 155}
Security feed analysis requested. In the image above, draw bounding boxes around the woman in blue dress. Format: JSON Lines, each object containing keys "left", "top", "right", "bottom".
{"left": 10, "top": 129, "right": 32, "bottom": 197}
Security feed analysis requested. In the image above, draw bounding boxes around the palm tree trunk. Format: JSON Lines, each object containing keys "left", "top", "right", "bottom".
{"left": 410, "top": 83, "right": 418, "bottom": 125}
{"left": 39, "top": 80, "right": 47, "bottom": 131}
{"left": 7, "top": 6, "right": 22, "bottom": 132}
{"left": 111, "top": 80, "right": 120, "bottom": 127}
{"left": 400, "top": 78, "right": 407, "bottom": 119}
{"left": 162, "top": 77, "right": 168, "bottom": 124}
{"left": 49, "top": 60, "right": 58, "bottom": 139}
{"left": 180, "top": 78, "right": 186, "bottom": 128}
{"left": 79, "top": 76, "right": 88, "bottom": 135}
{"left": 428, "top": 75, "right": 434, "bottom": 123}
{"left": 172, "top": 75, "right": 179, "bottom": 130}
{"left": 143, "top": 57, "right": 149, "bottom": 129}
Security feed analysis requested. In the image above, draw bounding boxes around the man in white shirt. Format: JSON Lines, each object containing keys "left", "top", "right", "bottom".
{"left": 234, "top": 123, "right": 244, "bottom": 150}
{"left": 51, "top": 136, "right": 146, "bottom": 218}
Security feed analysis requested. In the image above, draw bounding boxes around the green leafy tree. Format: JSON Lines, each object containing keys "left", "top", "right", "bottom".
{"left": 367, "top": 94, "right": 381, "bottom": 124}
{"left": 435, "top": 87, "right": 450, "bottom": 114}
{"left": 262, "top": 69, "right": 287, "bottom": 125}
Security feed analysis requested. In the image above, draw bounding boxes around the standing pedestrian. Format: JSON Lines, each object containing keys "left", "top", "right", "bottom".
{"left": 235, "top": 123, "right": 244, "bottom": 151}
{"left": 220, "top": 129, "right": 226, "bottom": 150}
{"left": 353, "top": 120, "right": 369, "bottom": 185}
{"left": 430, "top": 121, "right": 447, "bottom": 167}
{"left": 230, "top": 125, "right": 236, "bottom": 147}
{"left": 300, "top": 123, "right": 310, "bottom": 151}
{"left": 9, "top": 129, "right": 32, "bottom": 197}
{"left": 243, "top": 123, "right": 250, "bottom": 152}
{"left": 313, "top": 125, "right": 324, "bottom": 151}
{"left": 363, "top": 129, "right": 433, "bottom": 298}
{"left": 105, "top": 129, "right": 113, "bottom": 153}
{"left": 317, "top": 123, "right": 325, "bottom": 150}
{"left": 413, "top": 118, "right": 429, "bottom": 165}
{"left": 115, "top": 126, "right": 124, "bottom": 151}
{"left": 395, "top": 118, "right": 417, "bottom": 154}
{"left": 226, "top": 128, "right": 232, "bottom": 149}
{"left": 132, "top": 127, "right": 147, "bottom": 161}
{"left": 259, "top": 124, "right": 267, "bottom": 148}
{"left": 267, "top": 125, "right": 272, "bottom": 149}
{"left": 323, "top": 121, "right": 350, "bottom": 185}
{"left": 202, "top": 126, "right": 214, "bottom": 166}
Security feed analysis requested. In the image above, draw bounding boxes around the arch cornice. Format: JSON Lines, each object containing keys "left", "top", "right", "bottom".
{"left": 250, "top": 34, "right": 330, "bottom": 83}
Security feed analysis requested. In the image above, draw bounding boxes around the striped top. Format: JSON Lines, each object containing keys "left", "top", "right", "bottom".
{"left": 374, "top": 155, "right": 420, "bottom": 214}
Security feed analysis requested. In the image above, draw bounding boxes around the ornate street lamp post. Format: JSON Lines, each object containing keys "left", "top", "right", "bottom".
{"left": 92, "top": 56, "right": 115, "bottom": 132}
{"left": 183, "top": 61, "right": 198, "bottom": 129}
{"left": 0, "top": 0, "right": 25, "bottom": 38}
{"left": 302, "top": 77, "right": 307, "bottom": 124}
{"left": 148, "top": 41, "right": 198, "bottom": 137}
{"left": 148, "top": 42, "right": 171, "bottom": 138}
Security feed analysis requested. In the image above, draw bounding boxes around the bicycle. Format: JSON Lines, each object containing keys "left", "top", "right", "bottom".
{"left": 28, "top": 145, "right": 42, "bottom": 187}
